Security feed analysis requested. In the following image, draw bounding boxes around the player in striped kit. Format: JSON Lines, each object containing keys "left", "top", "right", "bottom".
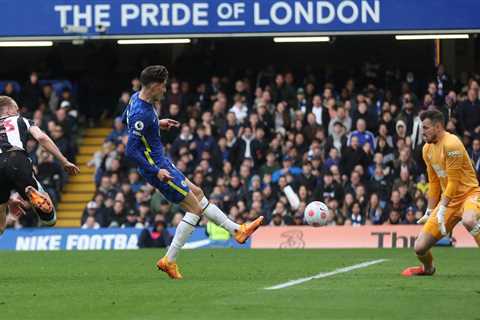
{"left": 0, "top": 96, "right": 79, "bottom": 234}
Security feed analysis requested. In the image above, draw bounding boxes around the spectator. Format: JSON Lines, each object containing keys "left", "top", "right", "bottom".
{"left": 270, "top": 201, "right": 289, "bottom": 226}
{"left": 106, "top": 117, "right": 127, "bottom": 145}
{"left": 171, "top": 125, "right": 195, "bottom": 161}
{"left": 328, "top": 105, "right": 352, "bottom": 134}
{"left": 41, "top": 84, "right": 59, "bottom": 113}
{"left": 385, "top": 209, "right": 402, "bottom": 225}
{"left": 366, "top": 193, "right": 383, "bottom": 225}
{"left": 349, "top": 202, "right": 365, "bottom": 226}
{"left": 108, "top": 200, "right": 126, "bottom": 227}
{"left": 271, "top": 73, "right": 296, "bottom": 107}
{"left": 326, "top": 122, "right": 348, "bottom": 156}
{"left": 229, "top": 94, "right": 248, "bottom": 124}
{"left": 60, "top": 88, "right": 78, "bottom": 117}
{"left": 457, "top": 87, "right": 480, "bottom": 136}
{"left": 82, "top": 216, "right": 100, "bottom": 229}
{"left": 81, "top": 201, "right": 104, "bottom": 226}
{"left": 122, "top": 209, "right": 143, "bottom": 228}
{"left": 347, "top": 118, "right": 376, "bottom": 149}
{"left": 340, "top": 135, "right": 369, "bottom": 175}
{"left": 138, "top": 215, "right": 172, "bottom": 248}
{"left": 272, "top": 156, "right": 302, "bottom": 183}
{"left": 403, "top": 206, "right": 417, "bottom": 224}
{"left": 2, "top": 82, "right": 20, "bottom": 102}
{"left": 51, "top": 125, "right": 75, "bottom": 163}
{"left": 22, "top": 71, "right": 41, "bottom": 113}
{"left": 311, "top": 95, "right": 330, "bottom": 131}
{"left": 314, "top": 171, "right": 344, "bottom": 203}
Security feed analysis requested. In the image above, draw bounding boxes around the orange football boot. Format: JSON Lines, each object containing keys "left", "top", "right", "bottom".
{"left": 401, "top": 266, "right": 436, "bottom": 277}
{"left": 25, "top": 186, "right": 53, "bottom": 214}
{"left": 156, "top": 256, "right": 183, "bottom": 280}
{"left": 234, "top": 216, "right": 264, "bottom": 244}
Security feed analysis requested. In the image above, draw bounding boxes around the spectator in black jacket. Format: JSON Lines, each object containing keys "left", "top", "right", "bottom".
{"left": 340, "top": 135, "right": 368, "bottom": 175}
{"left": 138, "top": 216, "right": 172, "bottom": 248}
{"left": 311, "top": 95, "right": 330, "bottom": 132}
{"left": 21, "top": 72, "right": 41, "bottom": 113}
{"left": 457, "top": 87, "right": 480, "bottom": 136}
{"left": 51, "top": 125, "right": 75, "bottom": 163}
{"left": 314, "top": 172, "right": 344, "bottom": 203}
{"left": 81, "top": 201, "right": 108, "bottom": 227}
{"left": 171, "top": 125, "right": 195, "bottom": 161}
{"left": 271, "top": 73, "right": 296, "bottom": 108}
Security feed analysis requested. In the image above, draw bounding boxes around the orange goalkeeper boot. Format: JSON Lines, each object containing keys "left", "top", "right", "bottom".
{"left": 401, "top": 266, "right": 436, "bottom": 277}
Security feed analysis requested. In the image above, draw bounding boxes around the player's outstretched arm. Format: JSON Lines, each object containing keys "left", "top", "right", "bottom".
{"left": 28, "top": 126, "right": 80, "bottom": 175}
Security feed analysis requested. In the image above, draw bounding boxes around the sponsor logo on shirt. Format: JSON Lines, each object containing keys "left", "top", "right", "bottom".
{"left": 447, "top": 150, "right": 461, "bottom": 157}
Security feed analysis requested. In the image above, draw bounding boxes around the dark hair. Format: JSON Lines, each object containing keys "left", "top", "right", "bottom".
{"left": 419, "top": 109, "right": 445, "bottom": 126}
{"left": 139, "top": 65, "right": 169, "bottom": 87}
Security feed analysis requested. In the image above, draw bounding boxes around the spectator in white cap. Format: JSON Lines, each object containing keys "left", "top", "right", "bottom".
{"left": 81, "top": 201, "right": 101, "bottom": 227}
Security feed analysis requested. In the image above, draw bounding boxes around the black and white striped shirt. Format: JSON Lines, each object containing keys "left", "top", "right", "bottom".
{"left": 0, "top": 115, "right": 33, "bottom": 153}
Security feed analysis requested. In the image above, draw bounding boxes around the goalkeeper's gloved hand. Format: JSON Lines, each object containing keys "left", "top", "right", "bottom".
{"left": 437, "top": 205, "right": 447, "bottom": 236}
{"left": 417, "top": 208, "right": 432, "bottom": 224}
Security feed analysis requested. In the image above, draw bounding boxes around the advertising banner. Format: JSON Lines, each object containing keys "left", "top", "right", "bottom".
{"left": 251, "top": 226, "right": 478, "bottom": 249}
{"left": 0, "top": 0, "right": 479, "bottom": 38}
{"left": 0, "top": 227, "right": 249, "bottom": 251}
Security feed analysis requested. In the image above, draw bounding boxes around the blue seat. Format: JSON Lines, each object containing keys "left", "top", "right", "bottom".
{"left": 0, "top": 81, "right": 21, "bottom": 94}
{"left": 38, "top": 80, "right": 73, "bottom": 96}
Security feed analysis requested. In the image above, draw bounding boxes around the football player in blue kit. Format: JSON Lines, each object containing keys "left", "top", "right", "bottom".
{"left": 123, "top": 65, "right": 263, "bottom": 279}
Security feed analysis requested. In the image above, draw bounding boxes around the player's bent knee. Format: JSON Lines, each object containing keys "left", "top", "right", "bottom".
{"left": 462, "top": 213, "right": 477, "bottom": 231}
{"left": 180, "top": 192, "right": 204, "bottom": 216}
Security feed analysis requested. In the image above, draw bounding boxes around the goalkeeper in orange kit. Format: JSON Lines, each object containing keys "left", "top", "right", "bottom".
{"left": 402, "top": 110, "right": 480, "bottom": 276}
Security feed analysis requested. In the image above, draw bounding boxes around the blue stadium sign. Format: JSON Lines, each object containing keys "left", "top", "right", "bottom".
{"left": 0, "top": 0, "right": 480, "bottom": 38}
{"left": 0, "top": 228, "right": 249, "bottom": 251}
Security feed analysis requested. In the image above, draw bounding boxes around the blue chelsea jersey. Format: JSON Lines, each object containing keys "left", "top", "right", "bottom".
{"left": 123, "top": 92, "right": 165, "bottom": 175}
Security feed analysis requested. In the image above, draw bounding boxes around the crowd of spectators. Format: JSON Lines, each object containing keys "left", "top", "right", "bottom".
{"left": 1, "top": 72, "right": 79, "bottom": 227}
{"left": 82, "top": 65, "right": 480, "bottom": 234}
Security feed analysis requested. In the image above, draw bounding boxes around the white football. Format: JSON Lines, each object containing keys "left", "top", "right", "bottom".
{"left": 304, "top": 201, "right": 329, "bottom": 226}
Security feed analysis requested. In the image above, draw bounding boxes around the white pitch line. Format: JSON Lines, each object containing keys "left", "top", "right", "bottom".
{"left": 264, "top": 259, "right": 388, "bottom": 290}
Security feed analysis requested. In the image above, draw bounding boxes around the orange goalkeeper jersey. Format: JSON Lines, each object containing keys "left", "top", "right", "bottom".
{"left": 423, "top": 132, "right": 479, "bottom": 201}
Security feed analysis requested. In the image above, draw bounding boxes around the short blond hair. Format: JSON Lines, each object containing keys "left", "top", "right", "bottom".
{"left": 0, "top": 96, "right": 18, "bottom": 115}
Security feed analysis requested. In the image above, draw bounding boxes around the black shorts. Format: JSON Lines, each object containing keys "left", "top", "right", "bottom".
{"left": 0, "top": 150, "right": 40, "bottom": 203}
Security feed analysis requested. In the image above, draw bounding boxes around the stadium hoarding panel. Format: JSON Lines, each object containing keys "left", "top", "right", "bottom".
{"left": 0, "top": 225, "right": 476, "bottom": 251}
{"left": 251, "top": 226, "right": 478, "bottom": 249}
{"left": 0, "top": 228, "right": 249, "bottom": 251}
{"left": 1, "top": 0, "right": 480, "bottom": 39}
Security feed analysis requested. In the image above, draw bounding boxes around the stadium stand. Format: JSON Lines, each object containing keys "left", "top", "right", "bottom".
{"left": 79, "top": 66, "right": 480, "bottom": 230}
{"left": 2, "top": 67, "right": 480, "bottom": 230}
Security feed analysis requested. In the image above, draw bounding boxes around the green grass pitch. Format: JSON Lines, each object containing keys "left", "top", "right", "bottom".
{"left": 0, "top": 249, "right": 478, "bottom": 320}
